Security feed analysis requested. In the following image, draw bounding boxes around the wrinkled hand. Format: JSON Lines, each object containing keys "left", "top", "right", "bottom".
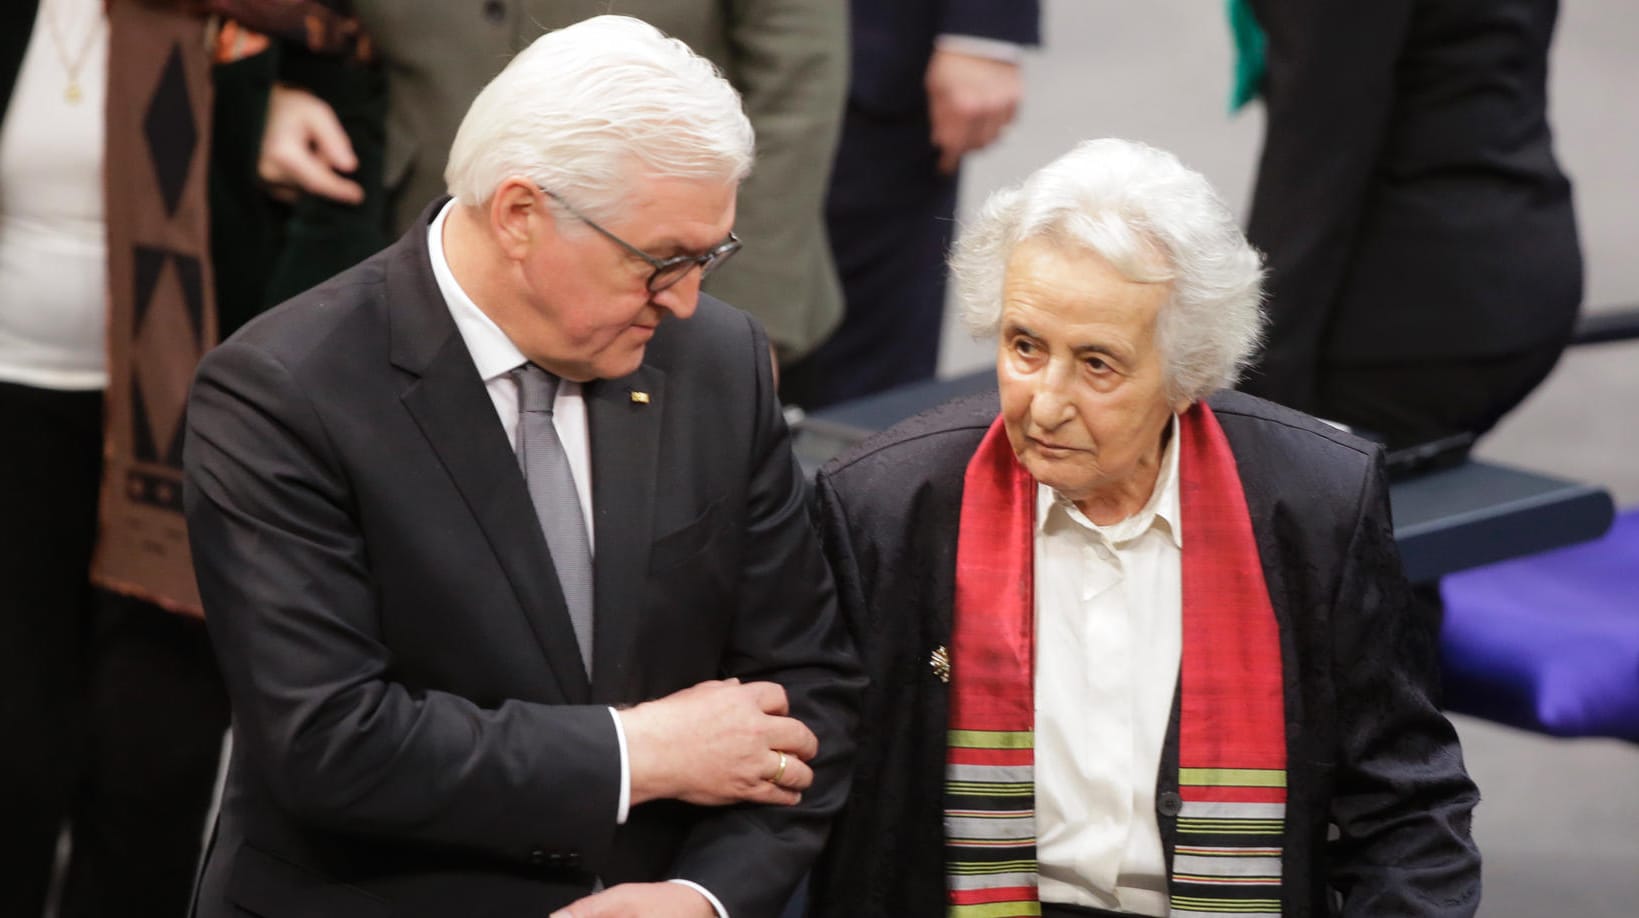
{"left": 620, "top": 678, "right": 817, "bottom": 807}
{"left": 551, "top": 881, "right": 716, "bottom": 918}
{"left": 258, "top": 84, "right": 363, "bottom": 205}
{"left": 925, "top": 49, "right": 1023, "bottom": 175}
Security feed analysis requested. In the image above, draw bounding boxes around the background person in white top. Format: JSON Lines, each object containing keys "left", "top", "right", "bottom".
{"left": 0, "top": 4, "right": 227, "bottom": 917}
{"left": 0, "top": 2, "right": 382, "bottom": 916}
{"left": 811, "top": 139, "right": 1480, "bottom": 917}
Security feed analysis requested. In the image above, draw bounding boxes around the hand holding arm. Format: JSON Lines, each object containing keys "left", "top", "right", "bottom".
{"left": 620, "top": 679, "right": 817, "bottom": 808}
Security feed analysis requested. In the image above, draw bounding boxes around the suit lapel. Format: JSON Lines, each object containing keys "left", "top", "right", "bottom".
{"left": 388, "top": 205, "right": 589, "bottom": 703}
{"left": 585, "top": 367, "right": 665, "bottom": 703}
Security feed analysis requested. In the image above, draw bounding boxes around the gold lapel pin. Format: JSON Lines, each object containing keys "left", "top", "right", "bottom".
{"left": 930, "top": 645, "right": 951, "bottom": 684}
{"left": 629, "top": 390, "right": 651, "bottom": 405}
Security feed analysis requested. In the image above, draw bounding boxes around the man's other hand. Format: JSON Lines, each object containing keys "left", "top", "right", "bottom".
{"left": 620, "top": 678, "right": 818, "bottom": 807}
{"left": 258, "top": 84, "right": 364, "bottom": 205}
{"left": 551, "top": 881, "right": 716, "bottom": 918}
{"left": 925, "top": 49, "right": 1023, "bottom": 175}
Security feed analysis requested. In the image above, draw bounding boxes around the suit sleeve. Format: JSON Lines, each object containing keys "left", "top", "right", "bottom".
{"left": 705, "top": 0, "right": 847, "bottom": 356}
{"left": 667, "top": 315, "right": 865, "bottom": 918}
{"left": 1326, "top": 455, "right": 1482, "bottom": 915}
{"left": 805, "top": 468, "right": 888, "bottom": 917}
{"left": 939, "top": 0, "right": 1041, "bottom": 45}
{"left": 1240, "top": 0, "right": 1413, "bottom": 410}
{"left": 184, "top": 340, "right": 625, "bottom": 865}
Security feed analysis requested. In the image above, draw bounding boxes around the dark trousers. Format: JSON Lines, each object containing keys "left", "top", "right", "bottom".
{"left": 1314, "top": 342, "right": 1569, "bottom": 452}
{"left": 0, "top": 381, "right": 229, "bottom": 918}
{"left": 793, "top": 106, "right": 957, "bottom": 410}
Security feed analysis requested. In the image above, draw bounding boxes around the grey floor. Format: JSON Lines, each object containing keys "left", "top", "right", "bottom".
{"left": 940, "top": 2, "right": 1639, "bottom": 914}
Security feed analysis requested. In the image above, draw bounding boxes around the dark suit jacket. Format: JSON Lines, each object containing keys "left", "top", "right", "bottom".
{"left": 183, "top": 202, "right": 863, "bottom": 918}
{"left": 809, "top": 390, "right": 1480, "bottom": 917}
{"left": 1243, "top": 0, "right": 1581, "bottom": 408}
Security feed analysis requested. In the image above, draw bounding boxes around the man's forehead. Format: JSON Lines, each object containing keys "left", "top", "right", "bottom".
{"left": 616, "top": 177, "right": 739, "bottom": 250}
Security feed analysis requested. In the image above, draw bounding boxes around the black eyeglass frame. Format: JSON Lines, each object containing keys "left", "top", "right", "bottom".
{"left": 541, "top": 188, "right": 741, "bottom": 293}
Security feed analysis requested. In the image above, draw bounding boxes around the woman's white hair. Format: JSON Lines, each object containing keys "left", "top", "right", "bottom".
{"left": 445, "top": 15, "right": 754, "bottom": 220}
{"left": 952, "top": 138, "right": 1266, "bottom": 404}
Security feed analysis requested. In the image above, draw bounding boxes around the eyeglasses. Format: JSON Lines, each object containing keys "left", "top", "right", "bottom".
{"left": 541, "top": 188, "right": 741, "bottom": 294}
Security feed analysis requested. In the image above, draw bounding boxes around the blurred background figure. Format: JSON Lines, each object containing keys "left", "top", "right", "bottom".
{"left": 1231, "top": 0, "right": 1585, "bottom": 651}
{"left": 0, "top": 2, "right": 378, "bottom": 915}
{"left": 323, "top": 0, "right": 848, "bottom": 372}
{"left": 1235, "top": 0, "right": 1583, "bottom": 454}
{"left": 784, "top": 0, "right": 1041, "bottom": 409}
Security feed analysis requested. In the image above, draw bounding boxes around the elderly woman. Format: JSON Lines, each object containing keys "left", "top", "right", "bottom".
{"left": 808, "top": 139, "right": 1480, "bottom": 918}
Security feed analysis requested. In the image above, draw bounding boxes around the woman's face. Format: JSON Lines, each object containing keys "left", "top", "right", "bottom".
{"left": 995, "top": 238, "right": 1188, "bottom": 524}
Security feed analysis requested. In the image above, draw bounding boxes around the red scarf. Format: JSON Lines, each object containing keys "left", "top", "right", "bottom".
{"left": 945, "top": 404, "right": 1286, "bottom": 917}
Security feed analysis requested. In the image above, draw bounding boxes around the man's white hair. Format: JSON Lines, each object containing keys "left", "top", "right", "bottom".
{"left": 952, "top": 138, "right": 1266, "bottom": 404}
{"left": 445, "top": 15, "right": 754, "bottom": 220}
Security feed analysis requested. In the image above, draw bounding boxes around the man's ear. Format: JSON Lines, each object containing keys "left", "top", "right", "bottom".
{"left": 489, "top": 177, "right": 544, "bottom": 262}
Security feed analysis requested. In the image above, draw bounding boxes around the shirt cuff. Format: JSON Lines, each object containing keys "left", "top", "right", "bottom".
{"left": 608, "top": 707, "right": 630, "bottom": 824}
{"left": 936, "top": 34, "right": 1026, "bottom": 64}
{"left": 668, "top": 879, "right": 729, "bottom": 918}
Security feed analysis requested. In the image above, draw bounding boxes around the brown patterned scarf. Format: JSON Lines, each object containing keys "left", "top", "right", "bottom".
{"left": 91, "top": 1, "right": 217, "bottom": 615}
{"left": 91, "top": 0, "right": 369, "bottom": 615}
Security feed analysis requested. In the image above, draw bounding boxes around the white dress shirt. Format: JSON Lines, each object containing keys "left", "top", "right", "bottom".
{"left": 1033, "top": 416, "right": 1182, "bottom": 917}
{"left": 426, "top": 201, "right": 594, "bottom": 539}
{"left": 427, "top": 202, "right": 728, "bottom": 916}
{"left": 935, "top": 33, "right": 1026, "bottom": 64}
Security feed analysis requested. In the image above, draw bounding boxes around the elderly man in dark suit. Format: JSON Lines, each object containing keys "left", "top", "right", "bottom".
{"left": 810, "top": 140, "right": 1479, "bottom": 917}
{"left": 183, "top": 17, "right": 860, "bottom": 918}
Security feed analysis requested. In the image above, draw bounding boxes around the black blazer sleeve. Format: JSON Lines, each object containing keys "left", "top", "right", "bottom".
{"left": 666, "top": 314, "right": 866, "bottom": 918}
{"left": 1325, "top": 456, "right": 1482, "bottom": 915}
{"left": 1242, "top": 0, "right": 1415, "bottom": 409}
{"left": 185, "top": 339, "right": 626, "bottom": 866}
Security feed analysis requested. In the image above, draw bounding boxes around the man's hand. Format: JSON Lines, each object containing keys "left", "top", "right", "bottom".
{"left": 925, "top": 49, "right": 1024, "bottom": 175}
{"left": 551, "top": 881, "right": 716, "bottom": 918}
{"left": 620, "top": 678, "right": 818, "bottom": 807}
{"left": 258, "top": 84, "right": 364, "bottom": 205}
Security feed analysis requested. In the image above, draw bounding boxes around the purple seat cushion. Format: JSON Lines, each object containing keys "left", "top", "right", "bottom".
{"left": 1440, "top": 508, "right": 1639, "bottom": 741}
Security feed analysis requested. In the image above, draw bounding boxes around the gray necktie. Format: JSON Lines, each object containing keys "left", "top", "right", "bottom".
{"left": 515, "top": 364, "right": 594, "bottom": 675}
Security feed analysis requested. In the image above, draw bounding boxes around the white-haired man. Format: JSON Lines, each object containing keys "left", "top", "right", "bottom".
{"left": 811, "top": 139, "right": 1479, "bottom": 917}
{"left": 183, "top": 17, "right": 861, "bottom": 918}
